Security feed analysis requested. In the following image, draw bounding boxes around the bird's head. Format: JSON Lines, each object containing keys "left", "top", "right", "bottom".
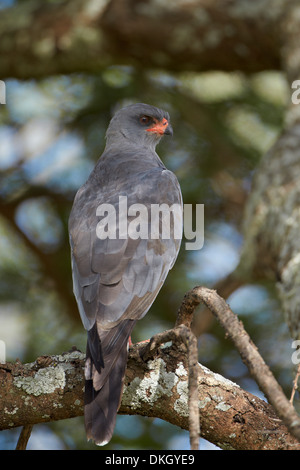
{"left": 105, "top": 103, "right": 173, "bottom": 150}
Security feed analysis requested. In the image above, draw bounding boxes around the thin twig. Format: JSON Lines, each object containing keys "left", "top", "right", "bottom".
{"left": 186, "top": 330, "right": 199, "bottom": 450}
{"left": 290, "top": 363, "right": 300, "bottom": 404}
{"left": 183, "top": 286, "right": 300, "bottom": 444}
{"left": 16, "top": 425, "right": 33, "bottom": 450}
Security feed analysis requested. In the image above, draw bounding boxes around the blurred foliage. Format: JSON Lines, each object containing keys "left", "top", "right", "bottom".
{"left": 0, "top": 63, "right": 296, "bottom": 450}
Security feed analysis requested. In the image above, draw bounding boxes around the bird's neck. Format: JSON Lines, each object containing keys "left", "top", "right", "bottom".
{"left": 105, "top": 130, "right": 159, "bottom": 154}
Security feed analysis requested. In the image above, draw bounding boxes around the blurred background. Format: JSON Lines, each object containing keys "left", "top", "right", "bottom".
{"left": 0, "top": 0, "right": 296, "bottom": 450}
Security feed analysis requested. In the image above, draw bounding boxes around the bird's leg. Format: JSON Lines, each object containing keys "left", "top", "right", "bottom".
{"left": 128, "top": 336, "right": 150, "bottom": 347}
{"left": 135, "top": 339, "right": 150, "bottom": 345}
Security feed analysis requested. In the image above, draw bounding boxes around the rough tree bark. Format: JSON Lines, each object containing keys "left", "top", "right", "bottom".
{"left": 0, "top": 344, "right": 299, "bottom": 450}
{"left": 237, "top": 2, "right": 300, "bottom": 340}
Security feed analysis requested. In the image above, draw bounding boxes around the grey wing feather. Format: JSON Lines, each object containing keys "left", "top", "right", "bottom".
{"left": 69, "top": 167, "right": 182, "bottom": 331}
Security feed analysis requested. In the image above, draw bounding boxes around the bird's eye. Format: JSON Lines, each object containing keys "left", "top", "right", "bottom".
{"left": 139, "top": 115, "right": 151, "bottom": 125}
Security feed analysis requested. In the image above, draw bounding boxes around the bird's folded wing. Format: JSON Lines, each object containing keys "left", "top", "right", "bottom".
{"left": 69, "top": 167, "right": 182, "bottom": 332}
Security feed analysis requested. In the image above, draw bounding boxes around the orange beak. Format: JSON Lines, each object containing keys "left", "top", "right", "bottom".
{"left": 146, "top": 118, "right": 173, "bottom": 136}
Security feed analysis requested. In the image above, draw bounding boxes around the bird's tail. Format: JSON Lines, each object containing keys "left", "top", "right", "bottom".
{"left": 84, "top": 319, "right": 136, "bottom": 446}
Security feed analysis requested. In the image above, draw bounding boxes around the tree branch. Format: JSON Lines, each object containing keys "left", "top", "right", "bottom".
{"left": 185, "top": 286, "right": 300, "bottom": 444}
{"left": 142, "top": 325, "right": 200, "bottom": 450}
{"left": 1, "top": 328, "right": 300, "bottom": 450}
{"left": 15, "top": 425, "right": 33, "bottom": 450}
{"left": 231, "top": 1, "right": 300, "bottom": 342}
{"left": 0, "top": 0, "right": 288, "bottom": 80}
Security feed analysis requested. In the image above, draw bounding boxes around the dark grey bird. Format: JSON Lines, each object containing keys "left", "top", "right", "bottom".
{"left": 68, "top": 103, "right": 182, "bottom": 446}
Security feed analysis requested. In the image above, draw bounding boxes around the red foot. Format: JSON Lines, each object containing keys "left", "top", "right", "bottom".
{"left": 128, "top": 337, "right": 150, "bottom": 347}
{"left": 136, "top": 339, "right": 150, "bottom": 345}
